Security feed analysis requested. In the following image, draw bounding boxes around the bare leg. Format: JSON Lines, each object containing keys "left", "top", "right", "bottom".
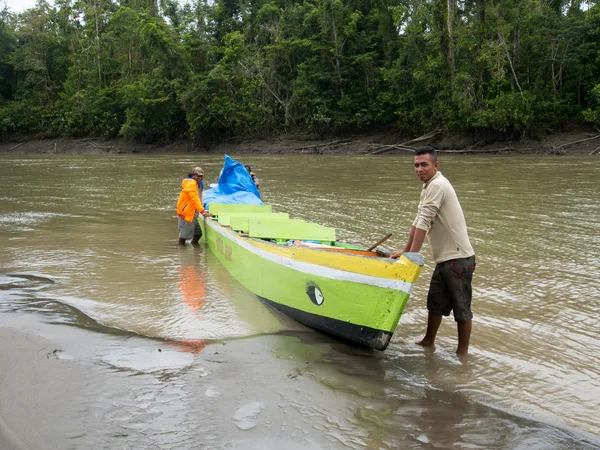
{"left": 456, "top": 320, "right": 472, "bottom": 355}
{"left": 416, "top": 313, "right": 443, "bottom": 347}
{"left": 178, "top": 238, "right": 186, "bottom": 246}
{"left": 191, "top": 235, "right": 201, "bottom": 245}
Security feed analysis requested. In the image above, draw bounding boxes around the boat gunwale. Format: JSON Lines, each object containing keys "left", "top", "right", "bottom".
{"left": 203, "top": 217, "right": 419, "bottom": 294}
{"left": 209, "top": 217, "right": 391, "bottom": 261}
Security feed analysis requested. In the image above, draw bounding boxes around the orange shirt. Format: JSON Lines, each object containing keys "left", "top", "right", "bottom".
{"left": 177, "top": 177, "right": 205, "bottom": 222}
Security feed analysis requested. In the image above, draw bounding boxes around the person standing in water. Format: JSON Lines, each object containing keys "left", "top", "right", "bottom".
{"left": 390, "top": 147, "right": 476, "bottom": 354}
{"left": 244, "top": 165, "right": 259, "bottom": 189}
{"left": 177, "top": 166, "right": 211, "bottom": 245}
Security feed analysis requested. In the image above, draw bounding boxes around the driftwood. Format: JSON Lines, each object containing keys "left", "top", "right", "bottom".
{"left": 82, "top": 139, "right": 111, "bottom": 150}
{"left": 299, "top": 141, "right": 354, "bottom": 153}
{"left": 553, "top": 133, "right": 600, "bottom": 151}
{"left": 294, "top": 139, "right": 356, "bottom": 153}
{"left": 295, "top": 139, "right": 353, "bottom": 151}
{"left": 9, "top": 142, "right": 25, "bottom": 151}
{"left": 368, "top": 129, "right": 440, "bottom": 155}
{"left": 437, "top": 147, "right": 530, "bottom": 154}
{"left": 368, "top": 145, "right": 530, "bottom": 155}
{"left": 365, "top": 143, "right": 416, "bottom": 153}
{"left": 590, "top": 147, "right": 600, "bottom": 156}
{"left": 400, "top": 129, "right": 441, "bottom": 146}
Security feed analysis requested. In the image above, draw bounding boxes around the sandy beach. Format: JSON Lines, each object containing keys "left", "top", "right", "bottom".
{"left": 0, "top": 316, "right": 374, "bottom": 449}
{"left": 0, "top": 326, "right": 88, "bottom": 450}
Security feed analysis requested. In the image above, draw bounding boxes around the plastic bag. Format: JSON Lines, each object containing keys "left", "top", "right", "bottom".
{"left": 203, "top": 155, "right": 262, "bottom": 208}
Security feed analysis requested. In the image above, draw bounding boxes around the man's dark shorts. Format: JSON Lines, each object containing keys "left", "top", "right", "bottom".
{"left": 427, "top": 255, "right": 476, "bottom": 322}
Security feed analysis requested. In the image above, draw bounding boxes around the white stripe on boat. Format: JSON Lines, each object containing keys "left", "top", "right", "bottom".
{"left": 206, "top": 219, "right": 414, "bottom": 295}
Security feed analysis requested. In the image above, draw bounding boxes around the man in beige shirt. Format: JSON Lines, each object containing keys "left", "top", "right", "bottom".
{"left": 391, "top": 147, "right": 476, "bottom": 354}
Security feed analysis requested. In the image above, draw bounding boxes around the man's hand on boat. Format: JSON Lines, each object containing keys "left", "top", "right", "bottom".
{"left": 389, "top": 251, "right": 402, "bottom": 259}
{"left": 201, "top": 210, "right": 212, "bottom": 218}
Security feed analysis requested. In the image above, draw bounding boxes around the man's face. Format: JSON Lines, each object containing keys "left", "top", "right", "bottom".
{"left": 193, "top": 172, "right": 204, "bottom": 184}
{"left": 414, "top": 154, "right": 439, "bottom": 183}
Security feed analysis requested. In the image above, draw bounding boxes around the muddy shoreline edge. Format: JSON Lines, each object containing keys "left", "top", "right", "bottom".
{"left": 2, "top": 126, "right": 600, "bottom": 156}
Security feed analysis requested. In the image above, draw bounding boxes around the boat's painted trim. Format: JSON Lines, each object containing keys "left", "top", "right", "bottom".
{"left": 249, "top": 238, "right": 423, "bottom": 283}
{"left": 205, "top": 218, "right": 415, "bottom": 294}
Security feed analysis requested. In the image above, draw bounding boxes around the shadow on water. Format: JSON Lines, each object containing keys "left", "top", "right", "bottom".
{"left": 0, "top": 271, "right": 226, "bottom": 351}
{"left": 0, "top": 272, "right": 143, "bottom": 335}
{"left": 0, "top": 271, "right": 330, "bottom": 355}
{"left": 0, "top": 272, "right": 56, "bottom": 290}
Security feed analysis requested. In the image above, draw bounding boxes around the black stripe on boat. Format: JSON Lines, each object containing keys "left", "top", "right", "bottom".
{"left": 257, "top": 295, "right": 392, "bottom": 351}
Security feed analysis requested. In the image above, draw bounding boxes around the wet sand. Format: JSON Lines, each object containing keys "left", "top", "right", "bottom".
{"left": 0, "top": 319, "right": 366, "bottom": 449}
{"left": 3, "top": 321, "right": 600, "bottom": 450}
{"left": 0, "top": 327, "right": 87, "bottom": 450}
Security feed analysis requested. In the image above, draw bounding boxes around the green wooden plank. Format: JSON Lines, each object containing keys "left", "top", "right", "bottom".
{"left": 248, "top": 218, "right": 336, "bottom": 242}
{"left": 228, "top": 213, "right": 290, "bottom": 232}
{"left": 208, "top": 203, "right": 272, "bottom": 217}
{"left": 219, "top": 212, "right": 289, "bottom": 227}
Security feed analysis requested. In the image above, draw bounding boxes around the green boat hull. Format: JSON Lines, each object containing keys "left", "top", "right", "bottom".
{"left": 200, "top": 217, "right": 422, "bottom": 350}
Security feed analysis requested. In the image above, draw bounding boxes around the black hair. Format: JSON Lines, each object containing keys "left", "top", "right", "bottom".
{"left": 244, "top": 165, "right": 252, "bottom": 172}
{"left": 414, "top": 145, "right": 438, "bottom": 162}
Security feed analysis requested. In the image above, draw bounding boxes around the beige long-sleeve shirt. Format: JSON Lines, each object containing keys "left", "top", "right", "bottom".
{"left": 412, "top": 171, "right": 474, "bottom": 264}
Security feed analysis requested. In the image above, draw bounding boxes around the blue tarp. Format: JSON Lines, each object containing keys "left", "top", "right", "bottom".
{"left": 203, "top": 155, "right": 262, "bottom": 208}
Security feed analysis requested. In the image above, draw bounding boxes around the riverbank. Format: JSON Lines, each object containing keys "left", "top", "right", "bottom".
{"left": 1, "top": 125, "right": 599, "bottom": 155}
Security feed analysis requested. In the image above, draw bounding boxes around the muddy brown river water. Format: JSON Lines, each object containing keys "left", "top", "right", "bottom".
{"left": 1, "top": 154, "right": 599, "bottom": 449}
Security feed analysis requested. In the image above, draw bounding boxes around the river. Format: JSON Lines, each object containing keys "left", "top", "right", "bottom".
{"left": 1, "top": 154, "right": 599, "bottom": 449}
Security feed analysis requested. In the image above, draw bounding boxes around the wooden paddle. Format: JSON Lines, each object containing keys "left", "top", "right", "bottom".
{"left": 367, "top": 232, "right": 392, "bottom": 252}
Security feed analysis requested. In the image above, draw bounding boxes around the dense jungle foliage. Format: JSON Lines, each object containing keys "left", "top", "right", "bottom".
{"left": 1, "top": 0, "right": 600, "bottom": 142}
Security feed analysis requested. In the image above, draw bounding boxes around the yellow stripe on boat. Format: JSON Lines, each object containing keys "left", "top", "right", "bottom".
{"left": 249, "top": 238, "right": 422, "bottom": 282}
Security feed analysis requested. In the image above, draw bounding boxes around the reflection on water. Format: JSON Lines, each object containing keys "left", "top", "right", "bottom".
{"left": 1, "top": 154, "right": 599, "bottom": 448}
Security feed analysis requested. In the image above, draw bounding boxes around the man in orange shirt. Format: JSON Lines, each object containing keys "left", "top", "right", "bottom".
{"left": 177, "top": 167, "right": 211, "bottom": 245}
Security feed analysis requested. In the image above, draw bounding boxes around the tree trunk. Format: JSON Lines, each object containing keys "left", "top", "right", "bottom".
{"left": 447, "top": 0, "right": 455, "bottom": 81}
{"left": 477, "top": 0, "right": 485, "bottom": 25}
{"left": 330, "top": 0, "right": 344, "bottom": 97}
{"left": 93, "top": 0, "right": 102, "bottom": 86}
{"left": 498, "top": 32, "right": 523, "bottom": 99}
